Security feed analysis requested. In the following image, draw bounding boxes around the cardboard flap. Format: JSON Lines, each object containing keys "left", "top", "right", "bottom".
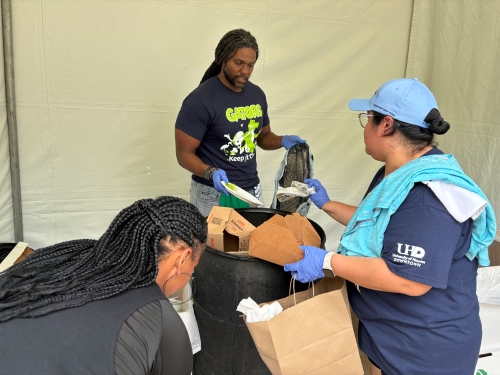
{"left": 225, "top": 232, "right": 252, "bottom": 252}
{"left": 0, "top": 242, "right": 32, "bottom": 273}
{"left": 249, "top": 222, "right": 303, "bottom": 266}
{"left": 266, "top": 214, "right": 292, "bottom": 230}
{"left": 207, "top": 206, "right": 233, "bottom": 234}
{"left": 284, "top": 213, "right": 321, "bottom": 247}
{"left": 207, "top": 206, "right": 256, "bottom": 253}
{"left": 225, "top": 210, "right": 256, "bottom": 235}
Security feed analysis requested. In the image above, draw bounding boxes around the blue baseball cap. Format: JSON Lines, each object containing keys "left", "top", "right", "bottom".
{"left": 348, "top": 78, "right": 438, "bottom": 129}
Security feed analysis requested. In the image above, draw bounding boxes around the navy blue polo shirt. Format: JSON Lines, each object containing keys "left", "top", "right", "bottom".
{"left": 348, "top": 148, "right": 481, "bottom": 375}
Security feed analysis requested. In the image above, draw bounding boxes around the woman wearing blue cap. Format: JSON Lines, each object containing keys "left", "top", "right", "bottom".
{"left": 284, "top": 78, "right": 496, "bottom": 375}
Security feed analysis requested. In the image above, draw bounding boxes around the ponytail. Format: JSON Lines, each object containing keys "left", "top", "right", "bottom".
{"left": 200, "top": 60, "right": 222, "bottom": 84}
{"left": 424, "top": 108, "right": 450, "bottom": 135}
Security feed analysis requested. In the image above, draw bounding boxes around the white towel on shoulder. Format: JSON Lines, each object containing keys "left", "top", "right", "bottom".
{"left": 422, "top": 180, "right": 487, "bottom": 223}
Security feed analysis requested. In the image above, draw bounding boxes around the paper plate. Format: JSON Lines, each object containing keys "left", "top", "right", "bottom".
{"left": 221, "top": 182, "right": 264, "bottom": 206}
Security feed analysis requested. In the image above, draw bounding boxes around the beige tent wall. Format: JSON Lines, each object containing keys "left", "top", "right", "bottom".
{"left": 9, "top": 0, "right": 414, "bottom": 249}
{"left": 406, "top": 0, "right": 500, "bottom": 241}
{"left": 0, "top": 13, "right": 13, "bottom": 242}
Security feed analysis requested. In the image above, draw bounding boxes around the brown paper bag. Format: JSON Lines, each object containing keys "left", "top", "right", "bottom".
{"left": 244, "top": 277, "right": 363, "bottom": 375}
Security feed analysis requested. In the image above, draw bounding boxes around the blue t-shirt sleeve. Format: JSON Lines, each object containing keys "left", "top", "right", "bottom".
{"left": 262, "top": 98, "right": 270, "bottom": 127}
{"left": 174, "top": 95, "right": 211, "bottom": 141}
{"left": 381, "top": 195, "right": 463, "bottom": 289}
{"left": 263, "top": 110, "right": 270, "bottom": 127}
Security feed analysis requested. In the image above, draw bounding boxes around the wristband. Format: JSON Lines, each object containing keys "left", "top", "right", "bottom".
{"left": 322, "top": 252, "right": 335, "bottom": 278}
{"left": 208, "top": 168, "right": 220, "bottom": 181}
{"left": 204, "top": 166, "right": 214, "bottom": 181}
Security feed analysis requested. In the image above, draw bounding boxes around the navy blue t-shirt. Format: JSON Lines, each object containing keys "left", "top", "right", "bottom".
{"left": 175, "top": 76, "right": 270, "bottom": 189}
{"left": 348, "top": 148, "right": 481, "bottom": 375}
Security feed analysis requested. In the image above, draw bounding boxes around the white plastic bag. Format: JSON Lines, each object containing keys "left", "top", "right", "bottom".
{"left": 172, "top": 284, "right": 201, "bottom": 354}
{"left": 477, "top": 266, "right": 500, "bottom": 305}
{"left": 477, "top": 266, "right": 500, "bottom": 354}
{"left": 178, "top": 298, "right": 201, "bottom": 354}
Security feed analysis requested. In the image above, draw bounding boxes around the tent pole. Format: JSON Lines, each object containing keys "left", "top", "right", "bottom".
{"left": 2, "top": 0, "right": 23, "bottom": 242}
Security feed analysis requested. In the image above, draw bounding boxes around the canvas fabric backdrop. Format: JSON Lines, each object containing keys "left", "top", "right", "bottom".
{"left": 0, "top": 0, "right": 499, "bottom": 249}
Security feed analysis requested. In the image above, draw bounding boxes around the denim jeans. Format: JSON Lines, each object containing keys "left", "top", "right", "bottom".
{"left": 190, "top": 179, "right": 263, "bottom": 217}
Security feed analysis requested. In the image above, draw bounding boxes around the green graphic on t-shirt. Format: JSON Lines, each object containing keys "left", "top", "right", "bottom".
{"left": 220, "top": 119, "right": 261, "bottom": 158}
{"left": 226, "top": 105, "right": 263, "bottom": 122}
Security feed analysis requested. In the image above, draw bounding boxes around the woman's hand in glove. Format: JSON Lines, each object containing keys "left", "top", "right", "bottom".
{"left": 212, "top": 169, "right": 229, "bottom": 195}
{"left": 284, "top": 246, "right": 327, "bottom": 283}
{"left": 281, "top": 135, "right": 306, "bottom": 150}
{"left": 304, "top": 179, "right": 330, "bottom": 209}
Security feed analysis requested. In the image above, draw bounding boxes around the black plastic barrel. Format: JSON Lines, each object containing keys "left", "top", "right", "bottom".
{"left": 193, "top": 208, "right": 326, "bottom": 375}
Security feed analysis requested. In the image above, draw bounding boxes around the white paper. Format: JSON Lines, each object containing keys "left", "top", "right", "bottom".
{"left": 236, "top": 297, "right": 260, "bottom": 315}
{"left": 237, "top": 297, "right": 283, "bottom": 322}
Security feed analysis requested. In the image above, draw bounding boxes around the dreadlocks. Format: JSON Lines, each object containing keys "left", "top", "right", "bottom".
{"left": 0, "top": 196, "right": 207, "bottom": 323}
{"left": 200, "top": 29, "right": 259, "bottom": 84}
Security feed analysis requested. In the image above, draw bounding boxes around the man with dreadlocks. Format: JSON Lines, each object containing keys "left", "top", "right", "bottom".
{"left": 175, "top": 28, "right": 306, "bottom": 216}
{"left": 0, "top": 196, "right": 207, "bottom": 375}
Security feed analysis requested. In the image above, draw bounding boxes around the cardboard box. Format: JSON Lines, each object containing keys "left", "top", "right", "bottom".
{"left": 248, "top": 213, "right": 322, "bottom": 266}
{"left": 283, "top": 213, "right": 321, "bottom": 247}
{"left": 0, "top": 242, "right": 33, "bottom": 272}
{"left": 207, "top": 206, "right": 256, "bottom": 252}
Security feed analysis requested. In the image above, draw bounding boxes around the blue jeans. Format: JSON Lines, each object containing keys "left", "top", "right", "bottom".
{"left": 190, "top": 179, "right": 263, "bottom": 217}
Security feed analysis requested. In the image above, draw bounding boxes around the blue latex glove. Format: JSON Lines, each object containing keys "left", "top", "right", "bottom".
{"left": 281, "top": 135, "right": 306, "bottom": 150}
{"left": 212, "top": 169, "right": 229, "bottom": 195}
{"left": 284, "top": 246, "right": 327, "bottom": 283}
{"left": 304, "top": 178, "right": 330, "bottom": 209}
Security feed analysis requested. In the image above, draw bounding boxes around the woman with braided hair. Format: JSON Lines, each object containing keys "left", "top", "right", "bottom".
{"left": 0, "top": 196, "right": 207, "bottom": 375}
{"left": 175, "top": 28, "right": 306, "bottom": 216}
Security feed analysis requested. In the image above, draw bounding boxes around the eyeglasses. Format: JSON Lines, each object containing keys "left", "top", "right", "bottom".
{"left": 358, "top": 113, "right": 376, "bottom": 128}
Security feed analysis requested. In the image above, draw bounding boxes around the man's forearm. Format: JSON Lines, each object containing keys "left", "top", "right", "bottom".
{"left": 257, "top": 131, "right": 283, "bottom": 150}
{"left": 176, "top": 151, "right": 210, "bottom": 178}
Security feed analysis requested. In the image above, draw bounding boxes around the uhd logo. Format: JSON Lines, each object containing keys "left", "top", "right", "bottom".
{"left": 397, "top": 243, "right": 425, "bottom": 258}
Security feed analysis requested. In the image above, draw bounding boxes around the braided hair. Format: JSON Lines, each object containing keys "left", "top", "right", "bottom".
{"left": 200, "top": 29, "right": 259, "bottom": 84}
{"left": 0, "top": 196, "right": 207, "bottom": 323}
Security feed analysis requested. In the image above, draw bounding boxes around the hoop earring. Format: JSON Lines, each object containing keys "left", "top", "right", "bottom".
{"left": 161, "top": 272, "right": 195, "bottom": 303}
{"left": 162, "top": 272, "right": 179, "bottom": 293}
